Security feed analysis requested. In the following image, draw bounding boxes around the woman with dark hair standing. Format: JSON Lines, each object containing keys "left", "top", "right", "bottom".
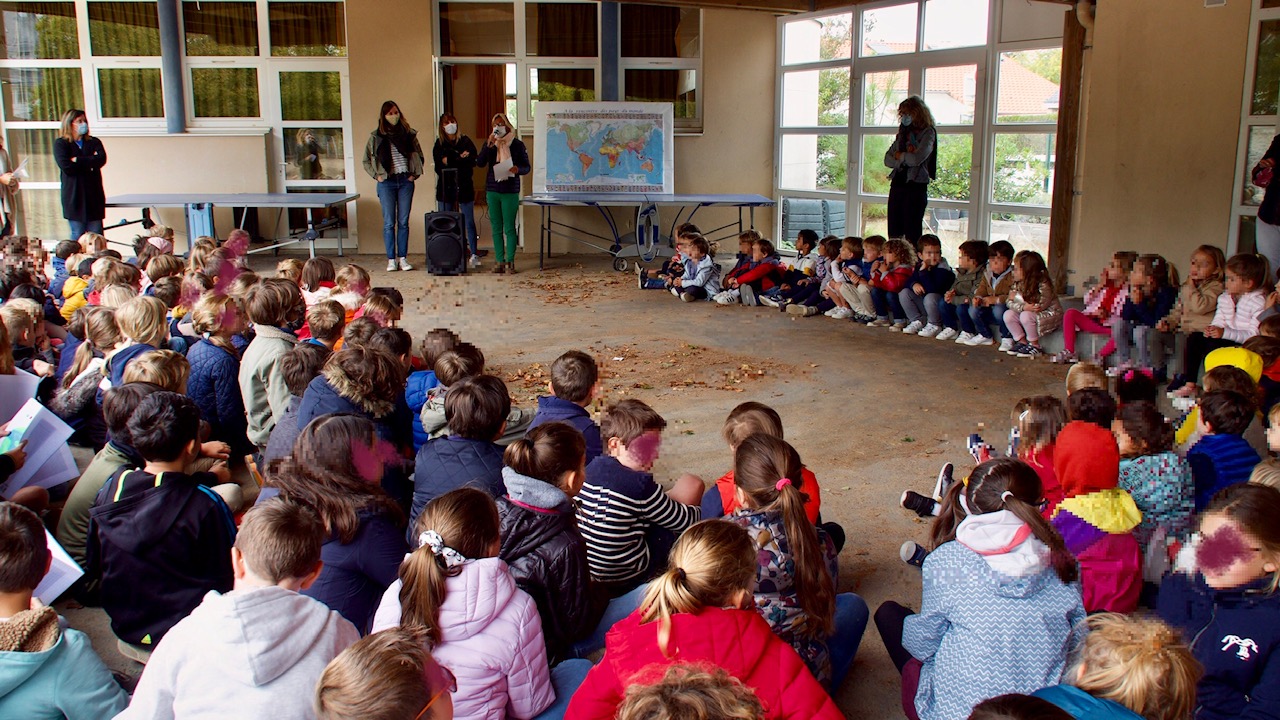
{"left": 475, "top": 113, "right": 530, "bottom": 274}
{"left": 884, "top": 96, "right": 937, "bottom": 244}
{"left": 432, "top": 113, "right": 481, "bottom": 268}
{"left": 362, "top": 100, "right": 424, "bottom": 273}
{"left": 53, "top": 109, "right": 106, "bottom": 241}
{"left": 1253, "top": 133, "right": 1280, "bottom": 274}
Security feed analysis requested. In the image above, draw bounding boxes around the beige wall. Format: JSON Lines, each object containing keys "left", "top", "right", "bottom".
{"left": 1071, "top": 0, "right": 1250, "bottom": 288}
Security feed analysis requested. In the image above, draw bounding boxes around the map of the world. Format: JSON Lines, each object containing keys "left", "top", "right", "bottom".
{"left": 534, "top": 103, "right": 674, "bottom": 194}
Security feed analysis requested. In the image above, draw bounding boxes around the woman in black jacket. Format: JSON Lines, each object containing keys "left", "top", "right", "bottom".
{"left": 1254, "top": 133, "right": 1280, "bottom": 276}
{"left": 53, "top": 109, "right": 107, "bottom": 241}
{"left": 433, "top": 113, "right": 482, "bottom": 268}
{"left": 475, "top": 113, "right": 530, "bottom": 274}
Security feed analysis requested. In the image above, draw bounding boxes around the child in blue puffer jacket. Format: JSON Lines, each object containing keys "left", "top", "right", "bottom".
{"left": 671, "top": 236, "right": 720, "bottom": 302}
{"left": 406, "top": 327, "right": 458, "bottom": 452}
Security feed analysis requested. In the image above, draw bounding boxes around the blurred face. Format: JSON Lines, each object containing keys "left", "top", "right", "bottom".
{"left": 920, "top": 245, "right": 941, "bottom": 267}
{"left": 1111, "top": 419, "right": 1139, "bottom": 456}
{"left": 797, "top": 237, "right": 813, "bottom": 254}
{"left": 1012, "top": 263, "right": 1024, "bottom": 281}
{"left": 1197, "top": 514, "right": 1277, "bottom": 589}
{"left": 1225, "top": 269, "right": 1247, "bottom": 296}
{"left": 751, "top": 244, "right": 766, "bottom": 262}
{"left": 1107, "top": 257, "right": 1129, "bottom": 283}
{"left": 839, "top": 245, "right": 855, "bottom": 261}
{"left": 863, "top": 246, "right": 880, "bottom": 262}
{"left": 957, "top": 252, "right": 975, "bottom": 271}
{"left": 1189, "top": 251, "right": 1216, "bottom": 282}
{"left": 883, "top": 249, "right": 898, "bottom": 265}
{"left": 738, "top": 240, "right": 752, "bottom": 256}
{"left": 687, "top": 244, "right": 705, "bottom": 261}
{"left": 617, "top": 429, "right": 662, "bottom": 472}
{"left": 989, "top": 254, "right": 1011, "bottom": 274}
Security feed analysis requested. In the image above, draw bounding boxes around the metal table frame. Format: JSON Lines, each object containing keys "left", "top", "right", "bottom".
{"left": 106, "top": 192, "right": 360, "bottom": 257}
{"left": 522, "top": 193, "right": 774, "bottom": 271}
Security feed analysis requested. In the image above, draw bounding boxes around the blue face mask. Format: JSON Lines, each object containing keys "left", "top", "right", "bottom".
{"left": 75, "top": 122, "right": 88, "bottom": 136}
{"left": 899, "top": 116, "right": 912, "bottom": 127}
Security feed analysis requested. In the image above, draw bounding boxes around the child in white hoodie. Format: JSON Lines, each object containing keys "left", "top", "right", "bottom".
{"left": 373, "top": 487, "right": 554, "bottom": 720}
{"left": 118, "top": 499, "right": 359, "bottom": 720}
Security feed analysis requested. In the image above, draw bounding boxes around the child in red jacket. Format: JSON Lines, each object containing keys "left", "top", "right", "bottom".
{"left": 566, "top": 520, "right": 844, "bottom": 720}
{"left": 869, "top": 237, "right": 916, "bottom": 328}
{"left": 716, "top": 236, "right": 784, "bottom": 307}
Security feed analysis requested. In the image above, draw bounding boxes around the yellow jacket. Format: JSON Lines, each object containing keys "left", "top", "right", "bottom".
{"left": 60, "top": 276, "right": 88, "bottom": 321}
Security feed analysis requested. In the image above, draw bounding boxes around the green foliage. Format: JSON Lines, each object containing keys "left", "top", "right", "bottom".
{"left": 1006, "top": 49, "right": 1062, "bottom": 85}
{"left": 931, "top": 135, "right": 972, "bottom": 201}
{"left": 1254, "top": 21, "right": 1280, "bottom": 115}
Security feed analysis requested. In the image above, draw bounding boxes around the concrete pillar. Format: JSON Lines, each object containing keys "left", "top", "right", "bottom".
{"left": 156, "top": 0, "right": 186, "bottom": 133}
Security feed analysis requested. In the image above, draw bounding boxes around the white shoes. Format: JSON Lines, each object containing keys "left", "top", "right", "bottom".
{"left": 918, "top": 323, "right": 941, "bottom": 338}
{"left": 387, "top": 259, "right": 398, "bottom": 272}
{"left": 965, "top": 334, "right": 994, "bottom": 346}
{"left": 469, "top": 254, "right": 480, "bottom": 268}
{"left": 935, "top": 327, "right": 957, "bottom": 341}
{"left": 398, "top": 257, "right": 414, "bottom": 271}
{"left": 713, "top": 291, "right": 736, "bottom": 305}
{"left": 830, "top": 307, "right": 854, "bottom": 319}
{"left": 901, "top": 320, "right": 925, "bottom": 335}
{"left": 953, "top": 331, "right": 974, "bottom": 344}
{"left": 999, "top": 338, "right": 1015, "bottom": 352}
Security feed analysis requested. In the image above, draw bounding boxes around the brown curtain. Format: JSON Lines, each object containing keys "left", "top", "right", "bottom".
{"left": 474, "top": 64, "right": 506, "bottom": 207}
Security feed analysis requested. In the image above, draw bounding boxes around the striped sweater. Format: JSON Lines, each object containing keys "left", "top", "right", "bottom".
{"left": 576, "top": 455, "right": 700, "bottom": 584}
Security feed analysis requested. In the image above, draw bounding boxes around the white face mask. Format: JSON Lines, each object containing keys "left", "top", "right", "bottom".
{"left": 75, "top": 122, "right": 89, "bottom": 136}
{"left": 385, "top": 114, "right": 400, "bottom": 126}
{"left": 899, "top": 115, "right": 912, "bottom": 126}
{"left": 443, "top": 123, "right": 457, "bottom": 135}
{"left": 493, "top": 125, "right": 507, "bottom": 138}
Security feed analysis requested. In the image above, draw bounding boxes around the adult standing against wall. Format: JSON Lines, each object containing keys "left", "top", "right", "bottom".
{"left": 362, "top": 100, "right": 423, "bottom": 273}
{"left": 0, "top": 135, "right": 20, "bottom": 237}
{"left": 475, "top": 113, "right": 530, "bottom": 274}
{"left": 1253, "top": 133, "right": 1280, "bottom": 275}
{"left": 433, "top": 113, "right": 482, "bottom": 269}
{"left": 53, "top": 109, "right": 106, "bottom": 241}
{"left": 884, "top": 96, "right": 937, "bottom": 244}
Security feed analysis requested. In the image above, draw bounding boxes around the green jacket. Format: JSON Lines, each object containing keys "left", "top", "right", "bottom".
{"left": 362, "top": 129, "right": 425, "bottom": 181}
{"left": 949, "top": 264, "right": 984, "bottom": 304}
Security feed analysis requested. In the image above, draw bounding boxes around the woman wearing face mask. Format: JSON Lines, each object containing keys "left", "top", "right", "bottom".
{"left": 432, "top": 113, "right": 481, "bottom": 268}
{"left": 883, "top": 96, "right": 937, "bottom": 244}
{"left": 475, "top": 113, "right": 530, "bottom": 274}
{"left": 362, "top": 100, "right": 424, "bottom": 272}
{"left": 53, "top": 108, "right": 107, "bottom": 241}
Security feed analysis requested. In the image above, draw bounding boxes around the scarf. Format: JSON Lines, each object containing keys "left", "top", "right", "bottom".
{"left": 494, "top": 131, "right": 513, "bottom": 164}
{"left": 377, "top": 126, "right": 415, "bottom": 175}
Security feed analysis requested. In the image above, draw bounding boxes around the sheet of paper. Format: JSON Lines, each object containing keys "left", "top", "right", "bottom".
{"left": 494, "top": 157, "right": 515, "bottom": 179}
{"left": 0, "top": 369, "right": 40, "bottom": 423}
{"left": 34, "top": 529, "right": 83, "bottom": 605}
{"left": 26, "top": 445, "right": 79, "bottom": 490}
{"left": 0, "top": 399, "right": 74, "bottom": 499}
{"left": 10, "top": 156, "right": 28, "bottom": 180}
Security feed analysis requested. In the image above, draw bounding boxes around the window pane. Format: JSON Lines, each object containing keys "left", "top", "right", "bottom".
{"left": 98, "top": 68, "right": 162, "bottom": 117}
{"left": 526, "top": 3, "right": 596, "bottom": 57}
{"left": 439, "top": 2, "right": 514, "bottom": 57}
{"left": 184, "top": 1, "right": 257, "bottom": 56}
{"left": 923, "top": 0, "right": 987, "bottom": 50}
{"left": 1246, "top": 126, "right": 1277, "bottom": 206}
{"left": 861, "top": 3, "right": 917, "bottom": 57}
{"left": 782, "top": 13, "right": 851, "bottom": 65}
{"left": 192, "top": 67, "right": 259, "bottom": 117}
{"left": 781, "top": 68, "right": 849, "bottom": 127}
{"left": 1240, "top": 215, "right": 1258, "bottom": 255}
{"left": 932, "top": 133, "right": 971, "bottom": 201}
{"left": 0, "top": 2, "right": 78, "bottom": 59}
{"left": 863, "top": 70, "right": 907, "bottom": 127}
{"left": 926, "top": 207, "right": 969, "bottom": 265}
{"left": 284, "top": 186, "right": 347, "bottom": 235}
{"left": 1253, "top": 20, "right": 1280, "bottom": 116}
{"left": 88, "top": 2, "right": 160, "bottom": 56}
{"left": 0, "top": 67, "right": 82, "bottom": 121}
{"left": 992, "top": 133, "right": 1054, "bottom": 205}
{"left": 18, "top": 188, "right": 64, "bottom": 239}
{"left": 279, "top": 71, "right": 341, "bottom": 121}
{"left": 624, "top": 69, "right": 697, "bottom": 119}
{"left": 861, "top": 201, "right": 888, "bottom": 238}
{"left": 530, "top": 68, "right": 595, "bottom": 118}
{"left": 285, "top": 128, "right": 344, "bottom": 180}
{"left": 925, "top": 64, "right": 976, "bottom": 124}
{"left": 780, "top": 134, "right": 847, "bottom": 192}
{"left": 7, "top": 127, "right": 59, "bottom": 182}
{"left": 621, "top": 4, "right": 698, "bottom": 58}
{"left": 860, "top": 134, "right": 893, "bottom": 194}
{"left": 989, "top": 212, "right": 1049, "bottom": 256}
{"left": 269, "top": 2, "right": 344, "bottom": 57}
{"left": 1266, "top": 0, "right": 1280, "bottom": 8}
{"left": 996, "top": 49, "right": 1061, "bottom": 123}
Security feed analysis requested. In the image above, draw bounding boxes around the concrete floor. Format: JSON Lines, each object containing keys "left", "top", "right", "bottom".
{"left": 61, "top": 252, "right": 1070, "bottom": 718}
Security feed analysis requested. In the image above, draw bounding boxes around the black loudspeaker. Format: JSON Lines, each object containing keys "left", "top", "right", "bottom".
{"left": 425, "top": 211, "right": 467, "bottom": 276}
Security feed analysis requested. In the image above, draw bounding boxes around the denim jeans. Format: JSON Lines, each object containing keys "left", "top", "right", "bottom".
{"left": 377, "top": 176, "right": 415, "bottom": 259}
{"left": 531, "top": 658, "right": 594, "bottom": 720}
{"left": 968, "top": 303, "right": 1010, "bottom": 338}
{"left": 68, "top": 218, "right": 104, "bottom": 242}
{"left": 830, "top": 592, "right": 871, "bottom": 691}
{"left": 437, "top": 200, "right": 479, "bottom": 254}
{"left": 571, "top": 583, "right": 649, "bottom": 658}
{"left": 939, "top": 302, "right": 977, "bottom": 333}
{"left": 871, "top": 287, "right": 906, "bottom": 322}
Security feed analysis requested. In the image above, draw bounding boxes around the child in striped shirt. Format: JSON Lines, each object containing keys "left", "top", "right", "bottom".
{"left": 576, "top": 399, "right": 702, "bottom": 596}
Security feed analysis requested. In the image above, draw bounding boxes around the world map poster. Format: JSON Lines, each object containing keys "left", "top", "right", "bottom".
{"left": 533, "top": 102, "right": 674, "bottom": 195}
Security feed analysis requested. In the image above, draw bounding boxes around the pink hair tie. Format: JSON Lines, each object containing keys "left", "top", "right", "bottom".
{"left": 775, "top": 478, "right": 792, "bottom": 491}
{"left": 147, "top": 236, "right": 173, "bottom": 253}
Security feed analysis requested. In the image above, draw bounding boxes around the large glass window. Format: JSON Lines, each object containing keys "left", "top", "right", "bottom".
{"left": 98, "top": 67, "right": 163, "bottom": 117}
{"left": 621, "top": 4, "right": 698, "bottom": 58}
{"left": 439, "top": 2, "right": 515, "bottom": 57}
{"left": 525, "top": 2, "right": 596, "bottom": 57}
{"left": 191, "top": 67, "right": 259, "bottom": 117}
{"left": 996, "top": 49, "right": 1061, "bottom": 124}
{"left": 268, "top": 1, "right": 345, "bottom": 56}
{"left": 922, "top": 0, "right": 988, "bottom": 51}
{"left": 782, "top": 12, "right": 851, "bottom": 66}
{"left": 0, "top": 67, "right": 82, "bottom": 121}
{"left": 183, "top": 1, "right": 258, "bottom": 56}
{"left": 0, "top": 1, "right": 78, "bottom": 59}
{"left": 88, "top": 1, "right": 160, "bottom": 56}
{"left": 621, "top": 3, "right": 701, "bottom": 131}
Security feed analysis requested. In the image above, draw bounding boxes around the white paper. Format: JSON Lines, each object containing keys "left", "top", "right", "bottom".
{"left": 494, "top": 157, "right": 515, "bottom": 179}
{"left": 10, "top": 157, "right": 28, "bottom": 180}
{"left": 0, "top": 369, "right": 40, "bottom": 423}
{"left": 34, "top": 529, "right": 83, "bottom": 605}
{"left": 0, "top": 399, "right": 74, "bottom": 499}
{"left": 25, "top": 445, "right": 79, "bottom": 490}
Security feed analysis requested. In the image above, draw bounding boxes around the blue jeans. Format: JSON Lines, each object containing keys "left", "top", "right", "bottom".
{"left": 700, "top": 485, "right": 726, "bottom": 519}
{"left": 377, "top": 176, "right": 415, "bottom": 259}
{"left": 437, "top": 200, "right": 479, "bottom": 254}
{"left": 830, "top": 592, "right": 870, "bottom": 691}
{"left": 871, "top": 287, "right": 906, "bottom": 322}
{"left": 68, "top": 219, "right": 104, "bottom": 241}
{"left": 532, "top": 658, "right": 594, "bottom": 720}
{"left": 968, "top": 303, "right": 1010, "bottom": 338}
{"left": 572, "top": 583, "right": 649, "bottom": 658}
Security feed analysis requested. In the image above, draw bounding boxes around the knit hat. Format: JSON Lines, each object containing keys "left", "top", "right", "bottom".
{"left": 1205, "top": 347, "right": 1263, "bottom": 382}
{"left": 1053, "top": 420, "right": 1120, "bottom": 498}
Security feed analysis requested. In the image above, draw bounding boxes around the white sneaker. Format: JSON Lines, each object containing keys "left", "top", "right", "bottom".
{"left": 823, "top": 307, "right": 840, "bottom": 317}
{"left": 999, "top": 338, "right": 1015, "bottom": 352}
{"left": 966, "top": 334, "right": 994, "bottom": 346}
{"left": 386, "top": 259, "right": 398, "bottom": 272}
{"left": 918, "top": 323, "right": 941, "bottom": 338}
{"left": 759, "top": 295, "right": 781, "bottom": 308}
{"left": 398, "top": 257, "right": 414, "bottom": 271}
{"left": 954, "top": 331, "right": 974, "bottom": 344}
{"left": 832, "top": 307, "right": 854, "bottom": 319}
{"left": 469, "top": 254, "right": 480, "bottom": 268}
{"left": 934, "top": 327, "right": 957, "bottom": 341}
{"left": 671, "top": 288, "right": 681, "bottom": 298}
{"left": 713, "top": 292, "right": 736, "bottom": 305}
{"left": 902, "top": 320, "right": 925, "bottom": 335}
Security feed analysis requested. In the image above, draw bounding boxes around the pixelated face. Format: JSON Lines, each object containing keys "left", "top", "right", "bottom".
{"left": 1111, "top": 418, "right": 1139, "bottom": 456}
{"left": 620, "top": 429, "right": 662, "bottom": 471}
{"left": 1128, "top": 264, "right": 1149, "bottom": 290}
{"left": 686, "top": 244, "right": 705, "bottom": 261}
{"left": 1012, "top": 262, "right": 1024, "bottom": 281}
{"left": 920, "top": 245, "right": 941, "bottom": 267}
{"left": 1107, "top": 256, "right": 1130, "bottom": 283}
{"left": 738, "top": 240, "right": 752, "bottom": 255}
{"left": 1189, "top": 251, "right": 1216, "bottom": 282}
{"left": 1225, "top": 269, "right": 1248, "bottom": 296}
{"left": 957, "top": 252, "right": 975, "bottom": 271}
{"left": 882, "top": 248, "right": 898, "bottom": 265}
{"left": 350, "top": 434, "right": 397, "bottom": 484}
{"left": 1197, "top": 514, "right": 1274, "bottom": 589}
{"left": 989, "top": 253, "right": 1011, "bottom": 274}
{"left": 863, "top": 246, "right": 880, "bottom": 263}
{"left": 751, "top": 243, "right": 766, "bottom": 262}
{"left": 1267, "top": 420, "right": 1280, "bottom": 452}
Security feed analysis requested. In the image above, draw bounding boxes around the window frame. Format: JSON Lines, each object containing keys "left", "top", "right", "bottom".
{"left": 1230, "top": 0, "right": 1280, "bottom": 255}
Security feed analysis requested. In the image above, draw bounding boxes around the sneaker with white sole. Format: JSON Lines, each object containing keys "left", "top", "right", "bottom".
{"left": 1016, "top": 343, "right": 1044, "bottom": 359}
{"left": 636, "top": 265, "right": 646, "bottom": 289}
{"left": 954, "top": 331, "right": 974, "bottom": 344}
{"left": 713, "top": 292, "right": 735, "bottom": 305}
{"left": 901, "top": 541, "right": 929, "bottom": 568}
{"left": 1004, "top": 341, "right": 1024, "bottom": 356}
{"left": 933, "top": 326, "right": 956, "bottom": 341}
{"left": 918, "top": 323, "right": 941, "bottom": 338}
{"left": 671, "top": 288, "right": 681, "bottom": 298}
{"left": 901, "top": 490, "right": 939, "bottom": 518}
{"left": 966, "top": 334, "right": 994, "bottom": 346}
{"left": 901, "top": 320, "right": 925, "bottom": 335}
{"left": 999, "top": 338, "right": 1015, "bottom": 352}
{"left": 890, "top": 321, "right": 907, "bottom": 331}
{"left": 680, "top": 292, "right": 699, "bottom": 303}
{"left": 469, "top": 254, "right": 481, "bottom": 269}
{"left": 869, "top": 318, "right": 891, "bottom": 327}
{"left": 386, "top": 259, "right": 398, "bottom": 272}
{"left": 759, "top": 294, "right": 782, "bottom": 308}
{"left": 831, "top": 307, "right": 854, "bottom": 319}
{"left": 740, "top": 285, "right": 757, "bottom": 306}
{"left": 933, "top": 462, "right": 955, "bottom": 500}
{"left": 398, "top": 257, "right": 414, "bottom": 271}
{"left": 786, "top": 304, "right": 819, "bottom": 317}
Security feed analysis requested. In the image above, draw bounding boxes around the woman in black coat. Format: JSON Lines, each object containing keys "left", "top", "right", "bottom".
{"left": 52, "top": 109, "right": 106, "bottom": 241}
{"left": 433, "top": 112, "right": 482, "bottom": 267}
{"left": 1253, "top": 133, "right": 1280, "bottom": 276}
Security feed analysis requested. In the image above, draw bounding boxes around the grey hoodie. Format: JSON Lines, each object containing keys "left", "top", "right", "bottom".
{"left": 116, "top": 586, "right": 359, "bottom": 720}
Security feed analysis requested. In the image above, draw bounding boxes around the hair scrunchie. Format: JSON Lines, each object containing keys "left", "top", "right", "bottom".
{"left": 775, "top": 478, "right": 793, "bottom": 492}
{"left": 418, "top": 530, "right": 467, "bottom": 569}
{"left": 1000, "top": 490, "right": 1015, "bottom": 505}
{"left": 674, "top": 568, "right": 686, "bottom": 584}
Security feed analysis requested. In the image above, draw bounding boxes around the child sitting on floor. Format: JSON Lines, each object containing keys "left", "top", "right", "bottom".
{"left": 329, "top": 264, "right": 370, "bottom": 319}
{"left": 1003, "top": 251, "right": 1063, "bottom": 359}
{"left": 936, "top": 239, "right": 988, "bottom": 343}
{"left": 898, "top": 234, "right": 954, "bottom": 337}
{"left": 305, "top": 300, "right": 345, "bottom": 351}
{"left": 868, "top": 237, "right": 915, "bottom": 328}
{"left": 1114, "top": 401, "right": 1196, "bottom": 552}
{"left": 1111, "top": 254, "right": 1180, "bottom": 378}
{"left": 783, "top": 235, "right": 840, "bottom": 317}
{"left": 761, "top": 229, "right": 822, "bottom": 308}
{"left": 714, "top": 231, "right": 761, "bottom": 304}
{"left": 716, "top": 237, "right": 782, "bottom": 307}
{"left": 529, "top": 349, "right": 603, "bottom": 465}
{"left": 1188, "top": 389, "right": 1261, "bottom": 510}
{"left": 262, "top": 342, "right": 330, "bottom": 465}
{"left": 240, "top": 279, "right": 304, "bottom": 452}
{"left": 1163, "top": 245, "right": 1227, "bottom": 392}
{"left": 964, "top": 240, "right": 1016, "bottom": 348}
{"left": 639, "top": 224, "right": 697, "bottom": 290}
{"left": 670, "top": 235, "right": 721, "bottom": 303}
{"left": 1190, "top": 252, "right": 1269, "bottom": 381}
{"left": 300, "top": 257, "right": 336, "bottom": 308}
{"left": 1053, "top": 250, "right": 1135, "bottom": 365}
{"left": 314, "top": 627, "right": 454, "bottom": 720}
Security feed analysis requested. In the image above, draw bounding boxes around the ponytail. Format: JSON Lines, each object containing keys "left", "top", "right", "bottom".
{"left": 733, "top": 434, "right": 835, "bottom": 637}
{"left": 1002, "top": 491, "right": 1079, "bottom": 585}
{"left": 928, "top": 477, "right": 968, "bottom": 550}
{"left": 62, "top": 306, "right": 121, "bottom": 390}
{"left": 503, "top": 421, "right": 585, "bottom": 492}
{"left": 397, "top": 539, "right": 450, "bottom": 646}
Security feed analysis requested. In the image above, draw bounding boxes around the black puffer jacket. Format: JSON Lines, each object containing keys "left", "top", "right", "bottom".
{"left": 497, "top": 467, "right": 607, "bottom": 665}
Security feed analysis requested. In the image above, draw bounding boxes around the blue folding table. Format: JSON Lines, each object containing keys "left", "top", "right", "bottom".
{"left": 522, "top": 193, "right": 774, "bottom": 271}
{"left": 106, "top": 192, "right": 359, "bottom": 257}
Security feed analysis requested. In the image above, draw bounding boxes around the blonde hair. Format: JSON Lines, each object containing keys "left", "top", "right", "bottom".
{"left": 114, "top": 295, "right": 169, "bottom": 348}
{"left": 639, "top": 521, "right": 757, "bottom": 656}
{"left": 360, "top": 294, "right": 401, "bottom": 327}
{"left": 62, "top": 307, "right": 121, "bottom": 389}
{"left": 276, "top": 258, "right": 305, "bottom": 283}
{"left": 315, "top": 626, "right": 443, "bottom": 720}
{"left": 307, "top": 300, "right": 346, "bottom": 343}
{"left": 1250, "top": 457, "right": 1280, "bottom": 491}
{"left": 59, "top": 108, "right": 87, "bottom": 143}
{"left": 78, "top": 231, "right": 107, "bottom": 254}
{"left": 99, "top": 259, "right": 140, "bottom": 290}
{"left": 1066, "top": 362, "right": 1108, "bottom": 395}
{"left": 99, "top": 284, "right": 138, "bottom": 309}
{"left": 335, "top": 264, "right": 371, "bottom": 296}
{"left": 190, "top": 294, "right": 240, "bottom": 357}
{"left": 187, "top": 237, "right": 218, "bottom": 273}
{"left": 122, "top": 349, "right": 190, "bottom": 393}
{"left": 0, "top": 321, "right": 12, "bottom": 375}
{"left": 146, "top": 253, "right": 184, "bottom": 283}
{"left": 618, "top": 664, "right": 766, "bottom": 720}
{"left": 1070, "top": 613, "right": 1201, "bottom": 720}
{"left": 0, "top": 303, "right": 34, "bottom": 342}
